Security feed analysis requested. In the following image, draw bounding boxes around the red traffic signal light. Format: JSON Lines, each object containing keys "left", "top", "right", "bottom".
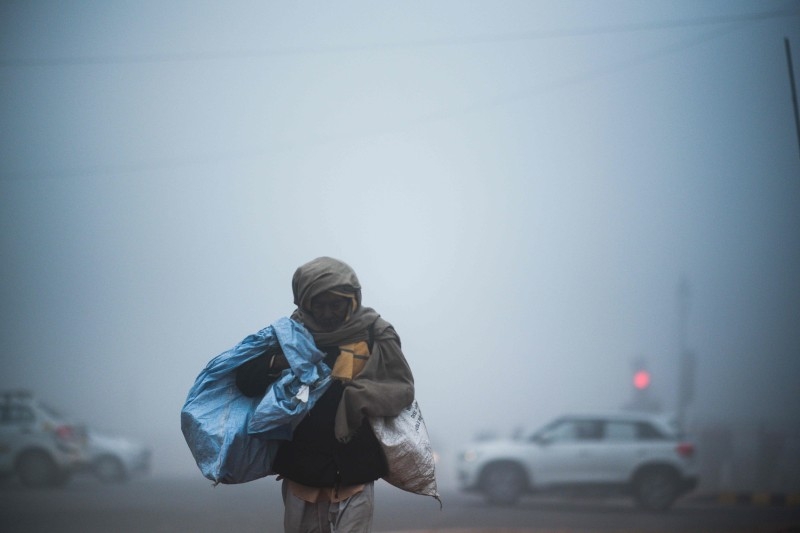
{"left": 633, "top": 369, "right": 651, "bottom": 390}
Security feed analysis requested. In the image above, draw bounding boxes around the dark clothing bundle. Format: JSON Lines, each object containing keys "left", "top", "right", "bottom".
{"left": 236, "top": 345, "right": 388, "bottom": 488}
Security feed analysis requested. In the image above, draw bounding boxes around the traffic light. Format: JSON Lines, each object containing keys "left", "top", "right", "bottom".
{"left": 630, "top": 357, "right": 651, "bottom": 390}
{"left": 623, "top": 357, "right": 661, "bottom": 413}
{"left": 633, "top": 369, "right": 651, "bottom": 390}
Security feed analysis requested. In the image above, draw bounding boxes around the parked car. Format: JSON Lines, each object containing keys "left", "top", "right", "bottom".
{"left": 85, "top": 429, "right": 151, "bottom": 483}
{"left": 457, "top": 412, "right": 698, "bottom": 511}
{"left": 0, "top": 390, "right": 88, "bottom": 488}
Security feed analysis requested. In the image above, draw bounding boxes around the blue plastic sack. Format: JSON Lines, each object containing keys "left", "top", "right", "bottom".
{"left": 180, "top": 317, "right": 331, "bottom": 484}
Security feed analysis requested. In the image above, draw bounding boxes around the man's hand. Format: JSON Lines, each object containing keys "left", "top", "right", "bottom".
{"left": 269, "top": 352, "right": 289, "bottom": 372}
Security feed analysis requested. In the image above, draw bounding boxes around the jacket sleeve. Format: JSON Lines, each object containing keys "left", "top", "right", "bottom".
{"left": 235, "top": 348, "right": 283, "bottom": 398}
{"left": 334, "top": 320, "right": 415, "bottom": 442}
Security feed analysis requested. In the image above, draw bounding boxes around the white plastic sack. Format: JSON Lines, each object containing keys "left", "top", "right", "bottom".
{"left": 370, "top": 399, "right": 440, "bottom": 504}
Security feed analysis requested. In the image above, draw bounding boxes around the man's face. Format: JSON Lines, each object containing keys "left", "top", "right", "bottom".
{"left": 309, "top": 291, "right": 351, "bottom": 332}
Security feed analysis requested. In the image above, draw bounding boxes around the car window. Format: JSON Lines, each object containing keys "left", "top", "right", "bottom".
{"left": 602, "top": 421, "right": 667, "bottom": 441}
{"left": 543, "top": 420, "right": 602, "bottom": 442}
{"left": 576, "top": 421, "right": 603, "bottom": 440}
{"left": 636, "top": 421, "right": 667, "bottom": 440}
{"left": 1, "top": 405, "right": 35, "bottom": 424}
{"left": 604, "top": 421, "right": 637, "bottom": 441}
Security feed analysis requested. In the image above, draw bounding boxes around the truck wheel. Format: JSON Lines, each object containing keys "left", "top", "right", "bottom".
{"left": 481, "top": 463, "right": 525, "bottom": 505}
{"left": 634, "top": 468, "right": 679, "bottom": 511}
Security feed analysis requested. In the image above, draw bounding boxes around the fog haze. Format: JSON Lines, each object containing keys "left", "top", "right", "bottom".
{"left": 2, "top": 1, "right": 799, "bottom": 482}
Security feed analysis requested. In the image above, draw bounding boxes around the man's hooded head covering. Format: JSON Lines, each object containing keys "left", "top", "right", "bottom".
{"left": 291, "top": 257, "right": 379, "bottom": 346}
{"left": 292, "top": 256, "right": 360, "bottom": 311}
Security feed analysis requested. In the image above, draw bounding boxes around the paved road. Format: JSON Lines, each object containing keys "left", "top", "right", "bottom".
{"left": 1, "top": 475, "right": 799, "bottom": 532}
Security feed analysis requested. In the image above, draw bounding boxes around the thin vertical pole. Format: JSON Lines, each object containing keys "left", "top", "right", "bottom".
{"left": 676, "top": 277, "right": 691, "bottom": 429}
{"left": 786, "top": 38, "right": 800, "bottom": 160}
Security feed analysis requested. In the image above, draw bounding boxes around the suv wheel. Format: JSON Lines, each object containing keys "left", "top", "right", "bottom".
{"left": 481, "top": 462, "right": 526, "bottom": 505}
{"left": 634, "top": 467, "right": 679, "bottom": 512}
{"left": 16, "top": 450, "right": 68, "bottom": 488}
{"left": 94, "top": 455, "right": 127, "bottom": 483}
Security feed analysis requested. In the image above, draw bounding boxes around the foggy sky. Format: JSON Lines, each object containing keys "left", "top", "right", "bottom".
{"left": 2, "top": 1, "right": 799, "bottom": 478}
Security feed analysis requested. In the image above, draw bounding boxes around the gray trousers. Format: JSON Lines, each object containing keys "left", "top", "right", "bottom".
{"left": 281, "top": 480, "right": 375, "bottom": 533}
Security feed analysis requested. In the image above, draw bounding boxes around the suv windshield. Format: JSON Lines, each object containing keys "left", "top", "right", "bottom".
{"left": 36, "top": 401, "right": 65, "bottom": 420}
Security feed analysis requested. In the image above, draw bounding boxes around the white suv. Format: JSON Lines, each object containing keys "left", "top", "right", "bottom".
{"left": 0, "top": 391, "right": 88, "bottom": 487}
{"left": 457, "top": 412, "right": 698, "bottom": 511}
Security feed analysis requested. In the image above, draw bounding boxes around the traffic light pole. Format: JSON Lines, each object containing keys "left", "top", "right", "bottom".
{"left": 676, "top": 278, "right": 694, "bottom": 430}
